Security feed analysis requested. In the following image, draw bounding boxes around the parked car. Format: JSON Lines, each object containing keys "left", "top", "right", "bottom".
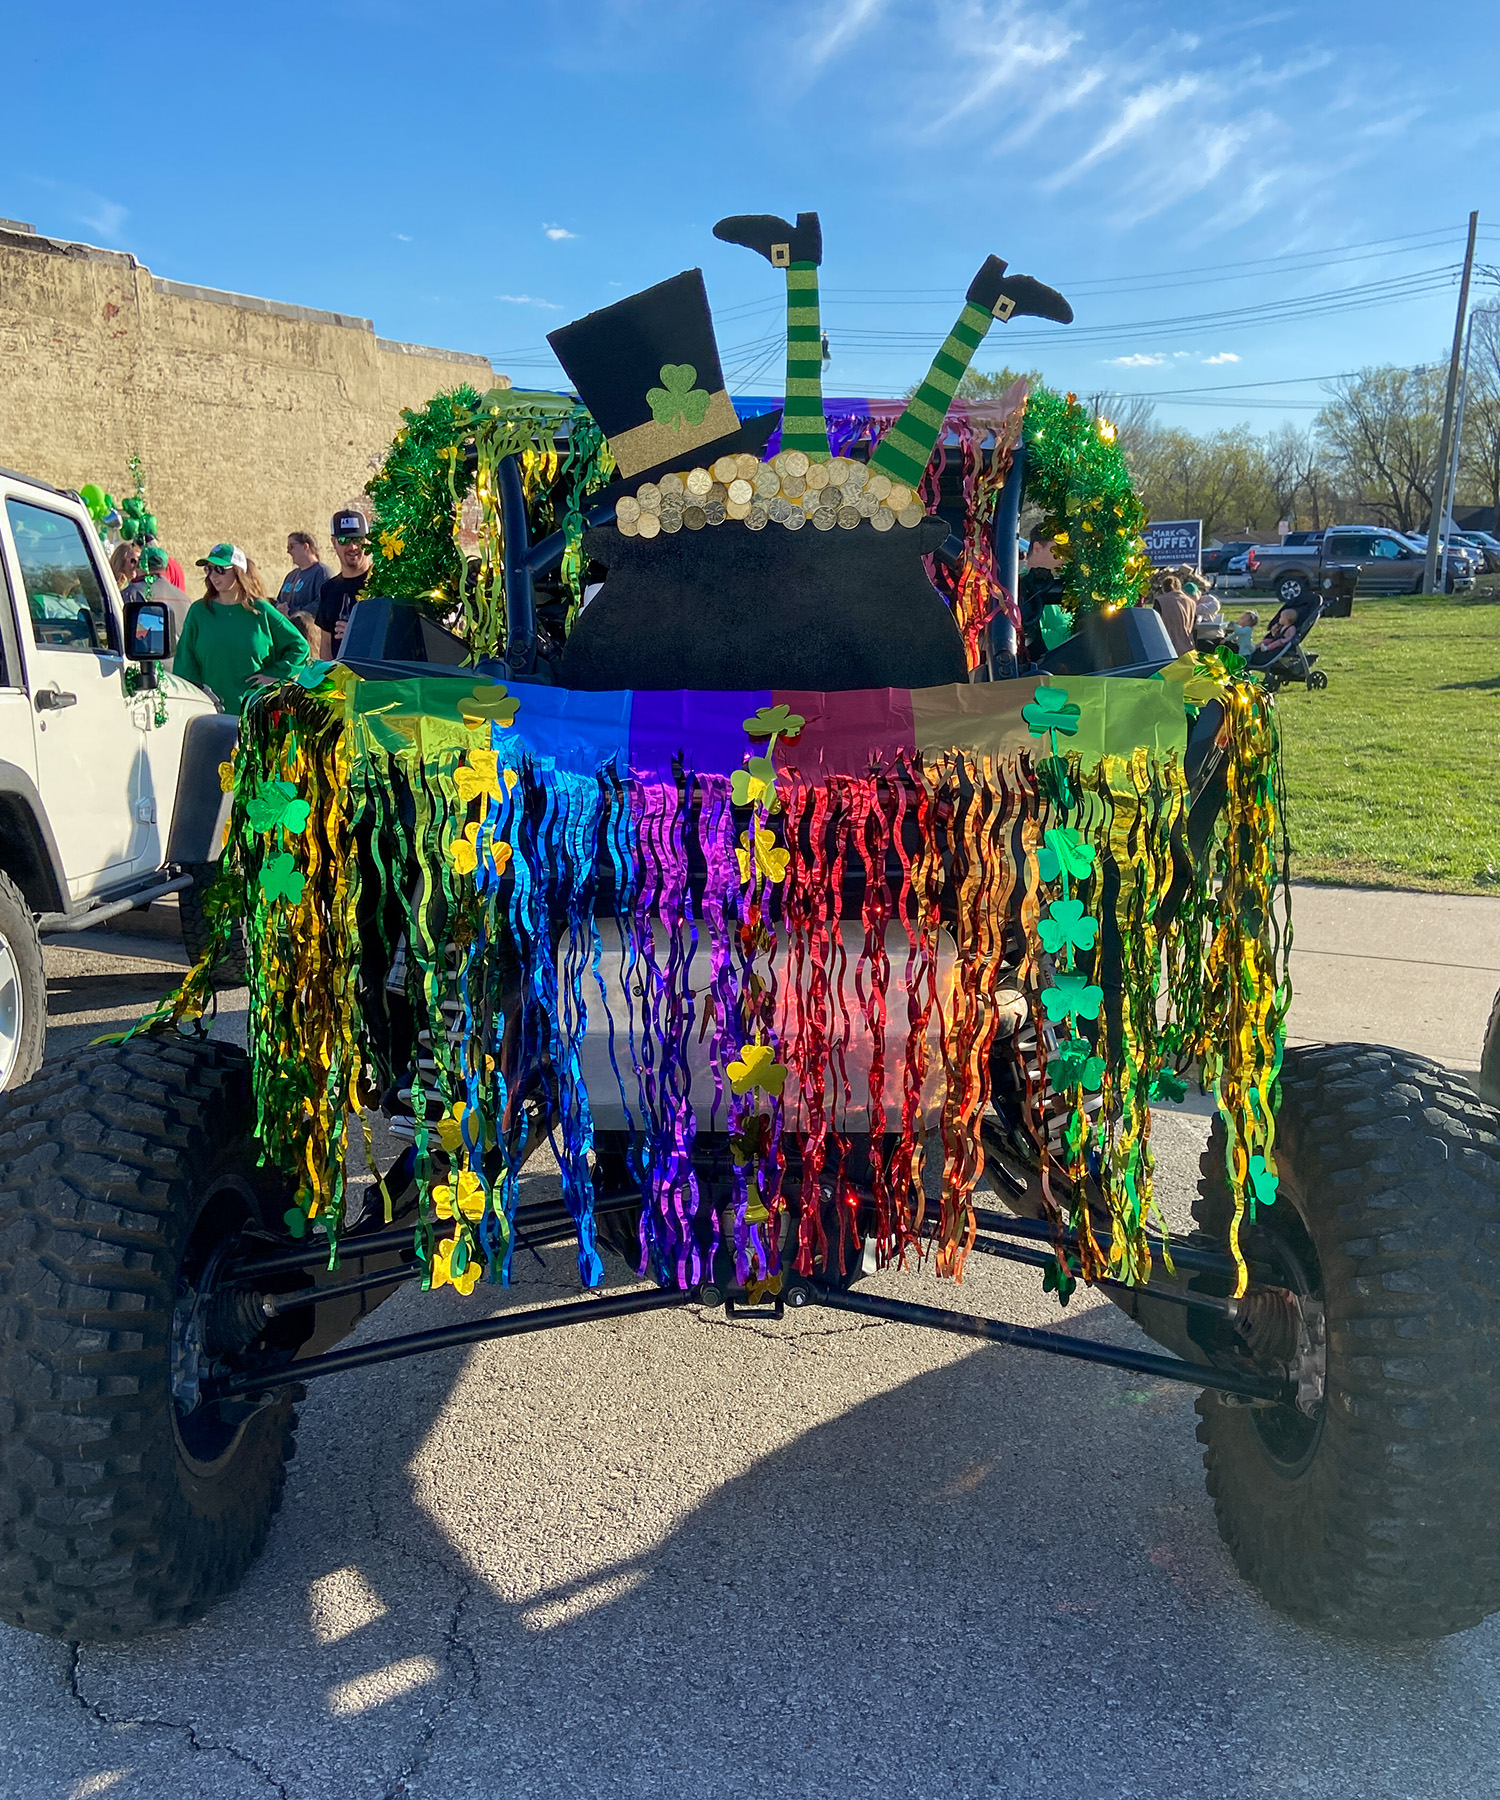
{"left": 1201, "top": 539, "right": 1257, "bottom": 575}
{"left": 1279, "top": 530, "right": 1324, "bottom": 547}
{"left": 0, "top": 468, "right": 238, "bottom": 1091}
{"left": 1453, "top": 530, "right": 1500, "bottom": 574}
{"left": 1245, "top": 525, "right": 1475, "bottom": 604}
{"left": 1401, "top": 533, "right": 1483, "bottom": 590}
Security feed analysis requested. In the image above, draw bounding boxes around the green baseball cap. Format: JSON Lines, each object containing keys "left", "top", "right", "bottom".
{"left": 196, "top": 542, "right": 247, "bottom": 571}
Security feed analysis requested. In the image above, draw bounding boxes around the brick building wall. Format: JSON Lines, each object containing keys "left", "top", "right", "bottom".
{"left": 0, "top": 220, "right": 504, "bottom": 585}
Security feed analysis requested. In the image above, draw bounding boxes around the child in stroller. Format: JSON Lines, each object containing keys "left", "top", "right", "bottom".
{"left": 1247, "top": 593, "right": 1328, "bottom": 691}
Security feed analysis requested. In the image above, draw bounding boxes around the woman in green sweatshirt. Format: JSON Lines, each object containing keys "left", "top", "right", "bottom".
{"left": 174, "top": 542, "right": 310, "bottom": 710}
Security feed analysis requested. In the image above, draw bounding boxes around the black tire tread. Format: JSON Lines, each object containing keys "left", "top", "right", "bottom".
{"left": 0, "top": 867, "right": 46, "bottom": 1091}
{"left": 1194, "top": 1041, "right": 1500, "bottom": 1640}
{"left": 0, "top": 1035, "right": 295, "bottom": 1641}
{"left": 179, "top": 862, "right": 247, "bottom": 985}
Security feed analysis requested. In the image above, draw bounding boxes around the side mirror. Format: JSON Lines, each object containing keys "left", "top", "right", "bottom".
{"left": 125, "top": 598, "right": 174, "bottom": 661}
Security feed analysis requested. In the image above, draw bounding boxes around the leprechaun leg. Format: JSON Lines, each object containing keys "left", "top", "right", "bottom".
{"left": 713, "top": 211, "right": 832, "bottom": 462}
{"left": 782, "top": 260, "right": 832, "bottom": 461}
{"left": 870, "top": 255, "right": 1010, "bottom": 490}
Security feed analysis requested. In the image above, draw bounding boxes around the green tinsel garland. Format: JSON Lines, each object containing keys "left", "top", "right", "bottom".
{"left": 367, "top": 386, "right": 615, "bottom": 660}
{"left": 1023, "top": 386, "right": 1151, "bottom": 620}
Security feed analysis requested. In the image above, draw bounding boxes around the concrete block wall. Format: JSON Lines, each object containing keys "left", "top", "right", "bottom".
{"left": 0, "top": 222, "right": 505, "bottom": 587}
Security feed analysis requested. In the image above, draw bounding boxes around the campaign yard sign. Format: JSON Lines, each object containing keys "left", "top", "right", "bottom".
{"left": 1143, "top": 519, "right": 1202, "bottom": 569}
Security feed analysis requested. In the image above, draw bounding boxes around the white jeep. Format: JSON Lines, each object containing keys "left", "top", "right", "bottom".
{"left": 0, "top": 467, "right": 237, "bottom": 1089}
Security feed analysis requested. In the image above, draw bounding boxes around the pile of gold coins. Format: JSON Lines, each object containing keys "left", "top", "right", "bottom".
{"left": 613, "top": 449, "right": 928, "bottom": 538}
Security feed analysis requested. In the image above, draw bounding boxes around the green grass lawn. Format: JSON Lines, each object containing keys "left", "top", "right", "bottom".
{"left": 1271, "top": 585, "right": 1500, "bottom": 894}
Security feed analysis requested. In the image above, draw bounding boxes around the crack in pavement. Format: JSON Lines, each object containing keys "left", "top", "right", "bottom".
{"left": 688, "top": 1307, "right": 889, "bottom": 1348}
{"left": 67, "top": 1641, "right": 292, "bottom": 1799}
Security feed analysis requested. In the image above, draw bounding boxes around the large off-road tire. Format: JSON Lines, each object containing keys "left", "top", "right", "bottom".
{"left": 1480, "top": 987, "right": 1500, "bottom": 1110}
{"left": 179, "top": 860, "right": 247, "bottom": 985}
{"left": 0, "top": 871, "right": 45, "bottom": 1092}
{"left": 0, "top": 1036, "right": 297, "bottom": 1642}
{"left": 1194, "top": 1042, "right": 1500, "bottom": 1641}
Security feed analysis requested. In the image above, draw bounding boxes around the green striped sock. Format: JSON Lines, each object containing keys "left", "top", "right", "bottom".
{"left": 782, "top": 261, "right": 831, "bottom": 460}
{"left": 870, "top": 298, "right": 994, "bottom": 488}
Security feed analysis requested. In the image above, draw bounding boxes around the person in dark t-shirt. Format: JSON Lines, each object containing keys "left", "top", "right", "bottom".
{"left": 313, "top": 509, "right": 372, "bottom": 659}
{"left": 277, "top": 531, "right": 330, "bottom": 635}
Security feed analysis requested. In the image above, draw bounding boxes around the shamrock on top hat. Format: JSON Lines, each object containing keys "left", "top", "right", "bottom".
{"left": 547, "top": 270, "right": 778, "bottom": 485}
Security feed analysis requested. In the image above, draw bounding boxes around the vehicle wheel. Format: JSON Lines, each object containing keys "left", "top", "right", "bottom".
{"left": 0, "top": 872, "right": 45, "bottom": 1093}
{"left": 1193, "top": 1043, "right": 1500, "bottom": 1640}
{"left": 179, "top": 860, "right": 247, "bottom": 985}
{"left": 1480, "top": 987, "right": 1500, "bottom": 1110}
{"left": 0, "top": 1036, "right": 298, "bottom": 1641}
{"left": 1275, "top": 573, "right": 1310, "bottom": 606}
{"left": 1307, "top": 669, "right": 1329, "bottom": 690}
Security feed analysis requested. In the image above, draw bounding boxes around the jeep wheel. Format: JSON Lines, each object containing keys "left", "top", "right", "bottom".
{"left": 0, "top": 1036, "right": 298, "bottom": 1641}
{"left": 1275, "top": 572, "right": 1310, "bottom": 607}
{"left": 179, "top": 860, "right": 247, "bottom": 985}
{"left": 1480, "top": 987, "right": 1500, "bottom": 1110}
{"left": 0, "top": 871, "right": 46, "bottom": 1092}
{"left": 1193, "top": 1043, "right": 1500, "bottom": 1640}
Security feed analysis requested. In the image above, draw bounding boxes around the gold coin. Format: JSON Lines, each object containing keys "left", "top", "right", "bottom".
{"left": 659, "top": 472, "right": 685, "bottom": 498}
{"left": 707, "top": 481, "right": 728, "bottom": 504}
{"left": 783, "top": 508, "right": 806, "bottom": 530}
{"left": 781, "top": 448, "right": 810, "bottom": 479}
{"left": 856, "top": 490, "right": 879, "bottom": 517}
{"left": 813, "top": 506, "right": 837, "bottom": 530}
{"left": 712, "top": 455, "right": 740, "bottom": 484}
{"left": 637, "top": 511, "right": 661, "bottom": 539}
{"left": 659, "top": 509, "right": 683, "bottom": 533}
{"left": 636, "top": 483, "right": 661, "bottom": 513}
{"left": 615, "top": 495, "right": 641, "bottom": 524}
{"left": 886, "top": 483, "right": 912, "bottom": 510}
{"left": 704, "top": 500, "right": 727, "bottom": 525}
{"left": 826, "top": 457, "right": 851, "bottom": 484}
{"left": 842, "top": 460, "right": 868, "bottom": 492}
{"left": 898, "top": 502, "right": 924, "bottom": 528}
{"left": 768, "top": 497, "right": 791, "bottom": 522}
{"left": 800, "top": 489, "right": 820, "bottom": 513}
{"left": 726, "top": 497, "right": 752, "bottom": 520}
{"left": 753, "top": 465, "right": 780, "bottom": 498}
{"left": 616, "top": 513, "right": 639, "bottom": 537}
{"left": 727, "top": 478, "right": 754, "bottom": 505}
{"left": 867, "top": 473, "right": 892, "bottom": 501}
{"left": 684, "top": 504, "right": 707, "bottom": 530}
{"left": 837, "top": 505, "right": 860, "bottom": 529}
{"left": 735, "top": 452, "right": 760, "bottom": 480}
{"left": 746, "top": 503, "right": 769, "bottom": 531}
{"left": 804, "top": 461, "right": 830, "bottom": 490}
{"left": 824, "top": 485, "right": 844, "bottom": 509}
{"left": 871, "top": 508, "right": 894, "bottom": 531}
{"left": 685, "top": 467, "right": 712, "bottom": 497}
{"left": 780, "top": 473, "right": 806, "bottom": 498}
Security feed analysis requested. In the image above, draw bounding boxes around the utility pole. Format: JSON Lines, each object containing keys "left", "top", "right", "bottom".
{"left": 1424, "top": 210, "right": 1479, "bottom": 595}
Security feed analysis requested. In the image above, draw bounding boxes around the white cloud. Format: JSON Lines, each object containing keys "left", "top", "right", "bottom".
{"left": 1205, "top": 351, "right": 1241, "bottom": 365}
{"left": 543, "top": 223, "right": 577, "bottom": 241}
{"left": 393, "top": 233, "right": 412, "bottom": 242}
{"left": 805, "top": 0, "right": 889, "bottom": 67}
{"left": 497, "top": 294, "right": 560, "bottom": 309}
{"left": 1108, "top": 353, "right": 1168, "bottom": 367}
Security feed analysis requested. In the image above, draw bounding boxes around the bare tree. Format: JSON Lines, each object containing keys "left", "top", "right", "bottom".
{"left": 1458, "top": 309, "right": 1500, "bottom": 516}
{"left": 1315, "top": 365, "right": 1445, "bottom": 532}
{"left": 1127, "top": 425, "right": 1277, "bottom": 540}
{"left": 1084, "top": 391, "right": 1158, "bottom": 465}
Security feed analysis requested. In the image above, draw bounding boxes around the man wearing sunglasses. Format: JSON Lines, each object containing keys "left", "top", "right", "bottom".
{"left": 312, "top": 507, "right": 372, "bottom": 660}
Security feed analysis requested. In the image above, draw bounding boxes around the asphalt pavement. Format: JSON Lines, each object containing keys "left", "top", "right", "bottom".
{"left": 3, "top": 884, "right": 1499, "bottom": 1800}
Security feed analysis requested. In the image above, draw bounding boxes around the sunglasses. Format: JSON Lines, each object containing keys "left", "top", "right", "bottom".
{"left": 334, "top": 535, "right": 367, "bottom": 546}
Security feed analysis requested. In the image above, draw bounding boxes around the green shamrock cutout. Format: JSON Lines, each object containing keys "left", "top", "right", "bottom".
{"left": 245, "top": 779, "right": 311, "bottom": 836}
{"left": 294, "top": 660, "right": 335, "bottom": 690}
{"left": 1039, "top": 604, "right": 1074, "bottom": 650}
{"left": 1022, "top": 684, "right": 1081, "bottom": 740}
{"left": 459, "top": 684, "right": 520, "bottom": 728}
{"left": 646, "top": 363, "right": 711, "bottom": 432}
{"left": 283, "top": 1205, "right": 308, "bottom": 1239}
{"left": 1043, "top": 1252, "right": 1078, "bottom": 1305}
{"left": 1049, "top": 1034, "right": 1104, "bottom": 1094}
{"left": 731, "top": 755, "right": 778, "bottom": 808}
{"left": 1247, "top": 1153, "right": 1279, "bottom": 1211}
{"left": 260, "top": 850, "right": 306, "bottom": 906}
{"left": 1041, "top": 972, "right": 1104, "bottom": 1025}
{"left": 743, "top": 704, "right": 804, "bottom": 741}
{"left": 1037, "top": 897, "right": 1099, "bottom": 957}
{"left": 1036, "top": 827, "right": 1096, "bottom": 886}
{"left": 1150, "top": 1068, "right": 1188, "bottom": 1105}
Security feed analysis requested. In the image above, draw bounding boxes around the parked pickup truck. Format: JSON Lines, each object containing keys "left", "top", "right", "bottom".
{"left": 0, "top": 467, "right": 238, "bottom": 1091}
{"left": 1243, "top": 525, "right": 1476, "bottom": 606}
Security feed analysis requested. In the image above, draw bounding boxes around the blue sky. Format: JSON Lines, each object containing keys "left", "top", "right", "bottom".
{"left": 5, "top": 0, "right": 1499, "bottom": 432}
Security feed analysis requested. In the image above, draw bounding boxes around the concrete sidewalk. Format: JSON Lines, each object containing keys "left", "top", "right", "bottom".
{"left": 1285, "top": 883, "right": 1499, "bottom": 1074}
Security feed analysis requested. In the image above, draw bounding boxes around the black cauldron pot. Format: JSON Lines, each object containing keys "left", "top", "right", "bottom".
{"left": 558, "top": 515, "right": 968, "bottom": 692}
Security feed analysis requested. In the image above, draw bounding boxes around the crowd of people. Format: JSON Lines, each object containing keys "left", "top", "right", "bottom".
{"left": 117, "top": 507, "right": 374, "bottom": 711}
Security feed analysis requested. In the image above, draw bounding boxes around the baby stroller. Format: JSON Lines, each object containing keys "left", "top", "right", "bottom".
{"left": 1248, "top": 593, "right": 1328, "bottom": 691}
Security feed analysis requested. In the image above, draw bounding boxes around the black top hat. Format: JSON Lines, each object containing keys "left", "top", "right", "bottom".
{"left": 547, "top": 270, "right": 779, "bottom": 485}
